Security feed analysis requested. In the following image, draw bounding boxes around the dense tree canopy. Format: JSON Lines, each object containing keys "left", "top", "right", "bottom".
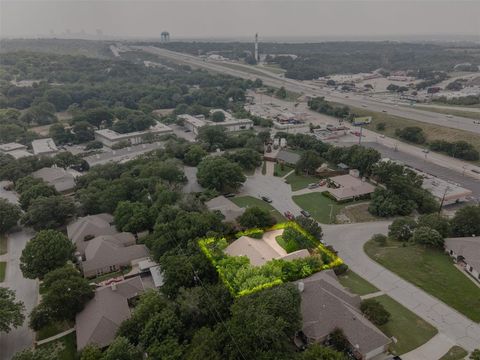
{"left": 197, "top": 156, "right": 246, "bottom": 193}
{"left": 237, "top": 206, "right": 276, "bottom": 228}
{"left": 0, "top": 287, "right": 25, "bottom": 333}
{"left": 0, "top": 198, "right": 21, "bottom": 234}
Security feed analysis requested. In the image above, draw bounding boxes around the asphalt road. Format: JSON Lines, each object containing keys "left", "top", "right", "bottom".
{"left": 137, "top": 46, "right": 480, "bottom": 135}
{"left": 0, "top": 184, "right": 37, "bottom": 360}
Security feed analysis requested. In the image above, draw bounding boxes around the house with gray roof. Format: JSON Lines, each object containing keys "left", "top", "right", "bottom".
{"left": 297, "top": 270, "right": 390, "bottom": 360}
{"left": 445, "top": 236, "right": 480, "bottom": 283}
{"left": 67, "top": 213, "right": 116, "bottom": 247}
{"left": 81, "top": 235, "right": 149, "bottom": 278}
{"left": 276, "top": 149, "right": 301, "bottom": 166}
{"left": 31, "top": 138, "right": 58, "bottom": 156}
{"left": 32, "top": 167, "right": 76, "bottom": 193}
{"left": 205, "top": 195, "right": 245, "bottom": 222}
{"left": 75, "top": 276, "right": 145, "bottom": 350}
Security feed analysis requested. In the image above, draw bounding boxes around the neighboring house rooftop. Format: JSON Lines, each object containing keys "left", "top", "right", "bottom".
{"left": 205, "top": 195, "right": 245, "bottom": 222}
{"left": 445, "top": 237, "right": 480, "bottom": 271}
{"left": 32, "top": 167, "right": 76, "bottom": 193}
{"left": 75, "top": 276, "right": 145, "bottom": 350}
{"left": 276, "top": 149, "right": 301, "bottom": 165}
{"left": 67, "top": 213, "right": 116, "bottom": 248}
{"left": 178, "top": 114, "right": 207, "bottom": 128}
{"left": 31, "top": 138, "right": 58, "bottom": 155}
{"left": 327, "top": 174, "right": 376, "bottom": 201}
{"left": 0, "top": 142, "right": 27, "bottom": 152}
{"left": 299, "top": 270, "right": 390, "bottom": 357}
{"left": 82, "top": 236, "right": 149, "bottom": 275}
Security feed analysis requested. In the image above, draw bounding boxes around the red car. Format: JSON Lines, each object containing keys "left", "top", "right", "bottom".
{"left": 284, "top": 211, "right": 295, "bottom": 220}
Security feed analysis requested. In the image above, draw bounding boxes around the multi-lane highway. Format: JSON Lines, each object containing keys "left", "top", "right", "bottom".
{"left": 137, "top": 46, "right": 480, "bottom": 135}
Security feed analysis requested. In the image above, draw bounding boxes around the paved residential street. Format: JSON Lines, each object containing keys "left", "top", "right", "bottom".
{"left": 322, "top": 222, "right": 480, "bottom": 353}
{"left": 0, "top": 230, "right": 38, "bottom": 360}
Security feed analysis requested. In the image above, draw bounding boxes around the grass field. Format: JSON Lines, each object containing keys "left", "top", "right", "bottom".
{"left": 285, "top": 172, "right": 319, "bottom": 191}
{"left": 0, "top": 235, "right": 7, "bottom": 255}
{"left": 0, "top": 262, "right": 6, "bottom": 282}
{"left": 337, "top": 270, "right": 379, "bottom": 295}
{"left": 38, "top": 332, "right": 76, "bottom": 360}
{"left": 292, "top": 192, "right": 368, "bottom": 224}
{"left": 365, "top": 239, "right": 480, "bottom": 322}
{"left": 439, "top": 346, "right": 468, "bottom": 360}
{"left": 374, "top": 295, "right": 437, "bottom": 355}
{"left": 231, "top": 196, "right": 285, "bottom": 222}
{"left": 274, "top": 163, "right": 294, "bottom": 178}
{"left": 37, "top": 321, "right": 73, "bottom": 341}
{"left": 339, "top": 202, "right": 379, "bottom": 223}
{"left": 259, "top": 64, "right": 286, "bottom": 75}
{"left": 350, "top": 106, "right": 480, "bottom": 160}
{"left": 416, "top": 105, "right": 480, "bottom": 120}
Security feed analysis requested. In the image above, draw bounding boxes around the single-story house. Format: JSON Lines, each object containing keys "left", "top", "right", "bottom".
{"left": 297, "top": 270, "right": 390, "bottom": 360}
{"left": 81, "top": 235, "right": 149, "bottom": 278}
{"left": 205, "top": 195, "right": 245, "bottom": 223}
{"left": 67, "top": 213, "right": 116, "bottom": 249}
{"left": 0, "top": 142, "right": 33, "bottom": 159}
{"left": 224, "top": 231, "right": 310, "bottom": 267}
{"left": 31, "top": 138, "right": 58, "bottom": 156}
{"left": 327, "top": 174, "right": 376, "bottom": 202}
{"left": 75, "top": 276, "right": 146, "bottom": 350}
{"left": 32, "top": 167, "right": 76, "bottom": 193}
{"left": 445, "top": 236, "right": 480, "bottom": 283}
{"left": 275, "top": 149, "right": 301, "bottom": 167}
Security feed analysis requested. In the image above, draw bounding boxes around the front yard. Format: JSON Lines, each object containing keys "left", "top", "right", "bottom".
{"left": 285, "top": 172, "right": 319, "bottom": 191}
{"left": 273, "top": 163, "right": 293, "bottom": 178}
{"left": 231, "top": 196, "right": 285, "bottom": 222}
{"left": 336, "top": 270, "right": 379, "bottom": 296}
{"left": 38, "top": 332, "right": 76, "bottom": 360}
{"left": 365, "top": 239, "right": 480, "bottom": 322}
{"left": 439, "top": 346, "right": 469, "bottom": 360}
{"left": 373, "top": 295, "right": 437, "bottom": 355}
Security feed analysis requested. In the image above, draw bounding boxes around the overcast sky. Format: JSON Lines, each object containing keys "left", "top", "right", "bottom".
{"left": 1, "top": 0, "right": 479, "bottom": 41}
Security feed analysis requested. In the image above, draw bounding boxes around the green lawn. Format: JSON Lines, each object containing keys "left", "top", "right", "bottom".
{"left": 38, "top": 332, "right": 76, "bottom": 360}
{"left": 0, "top": 262, "right": 6, "bottom": 282}
{"left": 0, "top": 235, "right": 7, "bottom": 255}
{"left": 274, "top": 163, "right": 294, "bottom": 177}
{"left": 36, "top": 321, "right": 73, "bottom": 341}
{"left": 365, "top": 239, "right": 480, "bottom": 322}
{"left": 439, "top": 346, "right": 468, "bottom": 360}
{"left": 339, "top": 202, "right": 378, "bottom": 223}
{"left": 416, "top": 105, "right": 480, "bottom": 121}
{"left": 374, "top": 295, "right": 437, "bottom": 355}
{"left": 337, "top": 270, "right": 378, "bottom": 296}
{"left": 231, "top": 196, "right": 285, "bottom": 222}
{"left": 285, "top": 172, "right": 319, "bottom": 191}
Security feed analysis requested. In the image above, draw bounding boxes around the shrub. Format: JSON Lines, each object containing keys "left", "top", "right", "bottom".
{"left": 417, "top": 213, "right": 450, "bottom": 238}
{"left": 376, "top": 122, "right": 386, "bottom": 131}
{"left": 388, "top": 217, "right": 417, "bottom": 242}
{"left": 333, "top": 263, "right": 349, "bottom": 275}
{"left": 412, "top": 226, "right": 444, "bottom": 248}
{"left": 360, "top": 299, "right": 390, "bottom": 325}
{"left": 281, "top": 227, "right": 315, "bottom": 252}
{"left": 372, "top": 233, "right": 387, "bottom": 246}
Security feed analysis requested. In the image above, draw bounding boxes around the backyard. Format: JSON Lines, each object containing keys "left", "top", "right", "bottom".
{"left": 374, "top": 295, "right": 438, "bottom": 355}
{"left": 231, "top": 195, "right": 285, "bottom": 222}
{"left": 365, "top": 239, "right": 480, "bottom": 322}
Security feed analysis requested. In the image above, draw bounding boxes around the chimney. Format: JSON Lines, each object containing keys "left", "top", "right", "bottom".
{"left": 297, "top": 281, "right": 305, "bottom": 293}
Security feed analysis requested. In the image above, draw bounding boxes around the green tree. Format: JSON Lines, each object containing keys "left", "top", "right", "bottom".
{"left": 296, "top": 150, "right": 322, "bottom": 175}
{"left": 451, "top": 205, "right": 480, "bottom": 237}
{"left": 225, "top": 148, "right": 262, "bottom": 171}
{"left": 197, "top": 156, "right": 246, "bottom": 193}
{"left": 184, "top": 145, "right": 207, "bottom": 166}
{"left": 14, "top": 176, "right": 43, "bottom": 194}
{"left": 22, "top": 195, "right": 75, "bottom": 230}
{"left": 329, "top": 328, "right": 350, "bottom": 352}
{"left": 49, "top": 123, "right": 73, "bottom": 144}
{"left": 372, "top": 233, "right": 387, "bottom": 246}
{"left": 395, "top": 126, "right": 426, "bottom": 144}
{"left": 45, "top": 88, "right": 72, "bottom": 111}
{"left": 20, "top": 230, "right": 74, "bottom": 279}
{"left": 412, "top": 226, "right": 444, "bottom": 248}
{"left": 197, "top": 126, "right": 227, "bottom": 150}
{"left": 237, "top": 206, "right": 276, "bottom": 228}
{"left": 295, "top": 216, "right": 323, "bottom": 240}
{"left": 0, "top": 287, "right": 25, "bottom": 333}
{"left": 12, "top": 348, "right": 57, "bottom": 360}
{"left": 388, "top": 217, "right": 417, "bottom": 242}
{"left": 0, "top": 198, "right": 21, "bottom": 234}
{"left": 360, "top": 299, "right": 390, "bottom": 325}
{"left": 211, "top": 111, "right": 226, "bottom": 122}
{"left": 114, "top": 201, "right": 153, "bottom": 236}
{"left": 299, "top": 344, "right": 347, "bottom": 360}
{"left": 276, "top": 86, "right": 287, "bottom": 99}
{"left": 79, "top": 345, "right": 103, "bottom": 360}
{"left": 103, "top": 337, "right": 143, "bottom": 360}
{"left": 470, "top": 349, "right": 480, "bottom": 360}
{"left": 19, "top": 183, "right": 58, "bottom": 210}
{"left": 417, "top": 213, "right": 450, "bottom": 238}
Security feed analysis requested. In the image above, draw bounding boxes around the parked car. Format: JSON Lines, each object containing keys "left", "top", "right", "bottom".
{"left": 300, "top": 210, "right": 311, "bottom": 218}
{"left": 261, "top": 196, "right": 272, "bottom": 203}
{"left": 284, "top": 211, "right": 295, "bottom": 220}
{"left": 308, "top": 183, "right": 319, "bottom": 189}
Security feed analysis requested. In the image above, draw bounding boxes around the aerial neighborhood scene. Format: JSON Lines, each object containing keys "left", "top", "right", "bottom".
{"left": 1, "top": 1, "right": 480, "bottom": 359}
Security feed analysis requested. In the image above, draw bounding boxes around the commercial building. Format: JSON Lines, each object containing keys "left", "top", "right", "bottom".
{"left": 178, "top": 114, "right": 253, "bottom": 136}
{"left": 445, "top": 237, "right": 480, "bottom": 283}
{"left": 31, "top": 138, "right": 58, "bottom": 156}
{"left": 297, "top": 270, "right": 390, "bottom": 359}
{"left": 0, "top": 142, "right": 32, "bottom": 159}
{"left": 94, "top": 122, "right": 173, "bottom": 148}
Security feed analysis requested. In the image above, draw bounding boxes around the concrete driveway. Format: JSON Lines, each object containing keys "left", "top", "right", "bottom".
{"left": 322, "top": 222, "right": 480, "bottom": 353}
{"left": 0, "top": 229, "right": 38, "bottom": 360}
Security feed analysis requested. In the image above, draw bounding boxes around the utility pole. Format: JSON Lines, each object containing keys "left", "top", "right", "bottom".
{"left": 438, "top": 186, "right": 451, "bottom": 213}
{"left": 358, "top": 124, "right": 363, "bottom": 145}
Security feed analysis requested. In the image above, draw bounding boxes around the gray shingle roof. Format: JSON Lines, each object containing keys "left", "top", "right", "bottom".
{"left": 276, "top": 150, "right": 301, "bottom": 165}
{"left": 32, "top": 167, "right": 76, "bottom": 192}
{"left": 445, "top": 237, "right": 480, "bottom": 271}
